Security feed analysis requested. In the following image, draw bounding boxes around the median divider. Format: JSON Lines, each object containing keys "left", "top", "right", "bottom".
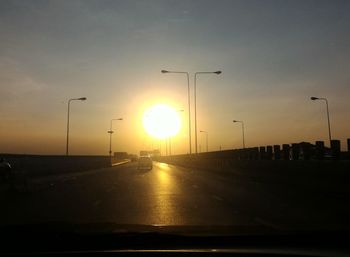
{"left": 1, "top": 154, "right": 112, "bottom": 178}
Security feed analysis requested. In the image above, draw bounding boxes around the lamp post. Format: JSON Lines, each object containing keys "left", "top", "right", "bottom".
{"left": 66, "top": 97, "right": 87, "bottom": 156}
{"left": 200, "top": 130, "right": 208, "bottom": 152}
{"left": 161, "top": 70, "right": 192, "bottom": 155}
{"left": 194, "top": 71, "right": 222, "bottom": 154}
{"left": 233, "top": 120, "right": 245, "bottom": 149}
{"left": 108, "top": 118, "right": 123, "bottom": 157}
{"left": 310, "top": 96, "right": 332, "bottom": 146}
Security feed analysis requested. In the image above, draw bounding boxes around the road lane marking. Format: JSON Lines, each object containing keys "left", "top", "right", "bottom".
{"left": 111, "top": 160, "right": 130, "bottom": 166}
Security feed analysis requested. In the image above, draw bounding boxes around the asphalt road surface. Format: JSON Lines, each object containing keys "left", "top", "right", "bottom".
{"left": 2, "top": 161, "right": 350, "bottom": 230}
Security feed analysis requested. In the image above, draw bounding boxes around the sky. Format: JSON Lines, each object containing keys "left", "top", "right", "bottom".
{"left": 0, "top": 0, "right": 349, "bottom": 155}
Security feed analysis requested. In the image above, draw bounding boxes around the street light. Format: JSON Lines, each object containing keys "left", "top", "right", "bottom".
{"left": 233, "top": 120, "right": 245, "bottom": 149}
{"left": 200, "top": 130, "right": 208, "bottom": 152}
{"left": 310, "top": 96, "right": 332, "bottom": 146}
{"left": 108, "top": 118, "right": 123, "bottom": 157}
{"left": 194, "top": 71, "right": 222, "bottom": 154}
{"left": 66, "top": 97, "right": 87, "bottom": 156}
{"left": 161, "top": 70, "right": 192, "bottom": 154}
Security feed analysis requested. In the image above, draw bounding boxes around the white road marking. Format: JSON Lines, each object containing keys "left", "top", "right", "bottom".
{"left": 111, "top": 160, "right": 130, "bottom": 166}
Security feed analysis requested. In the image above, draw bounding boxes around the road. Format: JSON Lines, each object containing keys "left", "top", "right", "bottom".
{"left": 2, "top": 161, "right": 350, "bottom": 230}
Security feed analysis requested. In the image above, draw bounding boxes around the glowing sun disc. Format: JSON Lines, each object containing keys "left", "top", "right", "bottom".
{"left": 142, "top": 104, "right": 181, "bottom": 139}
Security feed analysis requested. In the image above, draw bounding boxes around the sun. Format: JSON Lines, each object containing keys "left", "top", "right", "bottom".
{"left": 142, "top": 104, "right": 181, "bottom": 139}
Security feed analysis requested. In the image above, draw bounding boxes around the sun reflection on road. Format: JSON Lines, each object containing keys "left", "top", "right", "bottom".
{"left": 158, "top": 162, "right": 170, "bottom": 170}
{"left": 150, "top": 165, "right": 179, "bottom": 225}
{"left": 158, "top": 169, "right": 170, "bottom": 184}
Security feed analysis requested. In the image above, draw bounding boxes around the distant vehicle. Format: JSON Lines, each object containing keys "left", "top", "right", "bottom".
{"left": 0, "top": 158, "right": 12, "bottom": 183}
{"left": 129, "top": 154, "right": 138, "bottom": 162}
{"left": 138, "top": 156, "right": 153, "bottom": 170}
{"left": 140, "top": 151, "right": 149, "bottom": 157}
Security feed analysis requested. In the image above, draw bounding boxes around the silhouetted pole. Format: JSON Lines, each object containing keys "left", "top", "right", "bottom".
{"left": 194, "top": 71, "right": 222, "bottom": 154}
{"left": 233, "top": 120, "right": 245, "bottom": 149}
{"left": 311, "top": 96, "right": 332, "bottom": 146}
{"left": 108, "top": 118, "right": 123, "bottom": 157}
{"left": 200, "top": 130, "right": 208, "bottom": 152}
{"left": 66, "top": 97, "right": 87, "bottom": 156}
{"left": 161, "top": 70, "right": 191, "bottom": 154}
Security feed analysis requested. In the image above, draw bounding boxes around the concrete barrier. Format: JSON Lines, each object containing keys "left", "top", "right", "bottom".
{"left": 266, "top": 146, "right": 273, "bottom": 160}
{"left": 315, "top": 141, "right": 325, "bottom": 160}
{"left": 259, "top": 146, "right": 266, "bottom": 160}
{"left": 155, "top": 155, "right": 349, "bottom": 180}
{"left": 300, "top": 142, "right": 312, "bottom": 160}
{"left": 154, "top": 138, "right": 349, "bottom": 167}
{"left": 282, "top": 144, "right": 290, "bottom": 160}
{"left": 331, "top": 140, "right": 341, "bottom": 160}
{"left": 251, "top": 147, "right": 259, "bottom": 160}
{"left": 0, "top": 154, "right": 112, "bottom": 177}
{"left": 155, "top": 157, "right": 350, "bottom": 197}
{"left": 273, "top": 145, "right": 281, "bottom": 160}
{"left": 291, "top": 143, "right": 300, "bottom": 160}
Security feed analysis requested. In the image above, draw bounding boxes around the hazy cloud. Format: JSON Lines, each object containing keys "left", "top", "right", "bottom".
{"left": 0, "top": 57, "right": 46, "bottom": 107}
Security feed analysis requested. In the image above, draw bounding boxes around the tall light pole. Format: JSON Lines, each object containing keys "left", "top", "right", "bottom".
{"left": 233, "top": 120, "right": 245, "bottom": 149}
{"left": 66, "top": 97, "right": 87, "bottom": 156}
{"left": 161, "top": 70, "right": 192, "bottom": 154}
{"left": 311, "top": 96, "right": 332, "bottom": 146}
{"left": 200, "top": 130, "right": 208, "bottom": 152}
{"left": 168, "top": 109, "right": 184, "bottom": 155}
{"left": 194, "top": 71, "right": 222, "bottom": 154}
{"left": 108, "top": 118, "right": 123, "bottom": 157}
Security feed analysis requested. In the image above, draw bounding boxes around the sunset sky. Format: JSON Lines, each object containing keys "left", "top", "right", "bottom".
{"left": 1, "top": 0, "right": 349, "bottom": 155}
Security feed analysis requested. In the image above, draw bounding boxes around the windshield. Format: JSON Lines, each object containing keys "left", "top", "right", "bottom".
{"left": 1, "top": 0, "right": 350, "bottom": 238}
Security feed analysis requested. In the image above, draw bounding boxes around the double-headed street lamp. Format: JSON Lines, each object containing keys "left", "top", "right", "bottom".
{"left": 108, "top": 118, "right": 123, "bottom": 157}
{"left": 233, "top": 120, "right": 245, "bottom": 149}
{"left": 199, "top": 130, "right": 208, "bottom": 152}
{"left": 194, "top": 71, "right": 222, "bottom": 154}
{"left": 310, "top": 96, "right": 332, "bottom": 146}
{"left": 162, "top": 69, "right": 222, "bottom": 154}
{"left": 66, "top": 97, "right": 87, "bottom": 156}
{"left": 161, "top": 70, "right": 192, "bottom": 154}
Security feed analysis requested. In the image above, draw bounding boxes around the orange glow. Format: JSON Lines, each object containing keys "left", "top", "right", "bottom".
{"left": 142, "top": 104, "right": 181, "bottom": 139}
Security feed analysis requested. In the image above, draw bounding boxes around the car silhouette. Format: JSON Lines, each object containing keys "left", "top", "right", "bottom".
{"left": 138, "top": 156, "right": 153, "bottom": 170}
